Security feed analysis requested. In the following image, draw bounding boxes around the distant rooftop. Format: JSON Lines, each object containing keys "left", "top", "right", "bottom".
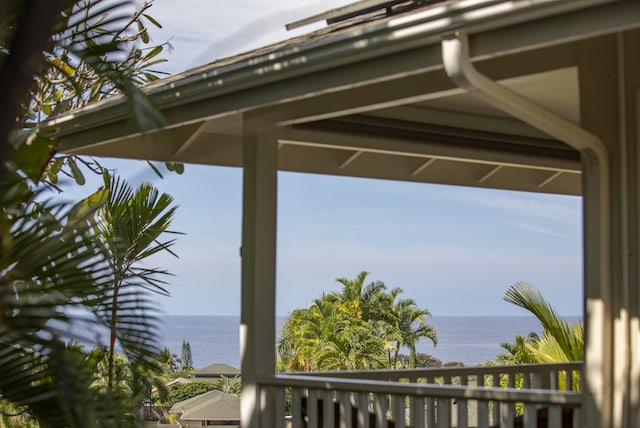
{"left": 192, "top": 363, "right": 241, "bottom": 378}
{"left": 170, "top": 390, "right": 240, "bottom": 421}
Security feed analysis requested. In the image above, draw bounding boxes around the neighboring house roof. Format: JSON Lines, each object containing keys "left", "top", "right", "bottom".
{"left": 170, "top": 390, "right": 240, "bottom": 422}
{"left": 166, "top": 376, "right": 192, "bottom": 386}
{"left": 151, "top": 376, "right": 193, "bottom": 395}
{"left": 192, "top": 363, "right": 241, "bottom": 378}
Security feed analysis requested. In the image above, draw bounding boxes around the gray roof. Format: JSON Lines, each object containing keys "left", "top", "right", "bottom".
{"left": 192, "top": 363, "right": 241, "bottom": 377}
{"left": 170, "top": 390, "right": 240, "bottom": 421}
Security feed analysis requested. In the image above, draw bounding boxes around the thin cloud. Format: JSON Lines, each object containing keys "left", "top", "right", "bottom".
{"left": 510, "top": 221, "right": 575, "bottom": 239}
{"left": 439, "top": 188, "right": 581, "bottom": 225}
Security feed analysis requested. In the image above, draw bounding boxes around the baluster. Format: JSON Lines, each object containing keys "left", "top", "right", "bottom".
{"left": 411, "top": 396, "right": 425, "bottom": 428}
{"left": 426, "top": 398, "right": 436, "bottom": 427}
{"left": 548, "top": 405, "right": 562, "bottom": 427}
{"left": 531, "top": 371, "right": 541, "bottom": 389}
{"left": 522, "top": 400, "right": 537, "bottom": 428}
{"left": 436, "top": 398, "right": 451, "bottom": 428}
{"left": 374, "top": 393, "right": 386, "bottom": 428}
{"left": 357, "top": 392, "right": 370, "bottom": 428}
{"left": 273, "top": 386, "right": 285, "bottom": 428}
{"left": 500, "top": 402, "right": 514, "bottom": 428}
{"left": 321, "top": 390, "right": 334, "bottom": 428}
{"left": 292, "top": 388, "right": 303, "bottom": 428}
{"left": 550, "top": 370, "right": 558, "bottom": 390}
{"left": 540, "top": 367, "right": 551, "bottom": 390}
{"left": 457, "top": 376, "right": 468, "bottom": 428}
{"left": 573, "top": 406, "right": 582, "bottom": 427}
{"left": 260, "top": 386, "right": 273, "bottom": 427}
{"left": 307, "top": 390, "right": 319, "bottom": 428}
{"left": 477, "top": 400, "right": 489, "bottom": 428}
{"left": 393, "top": 395, "right": 406, "bottom": 428}
{"left": 338, "top": 392, "right": 351, "bottom": 428}
{"left": 507, "top": 372, "right": 517, "bottom": 423}
{"left": 522, "top": 369, "right": 530, "bottom": 389}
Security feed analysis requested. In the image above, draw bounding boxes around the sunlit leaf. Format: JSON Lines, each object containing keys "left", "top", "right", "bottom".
{"left": 142, "top": 13, "right": 162, "bottom": 28}
{"left": 67, "top": 157, "right": 85, "bottom": 185}
{"left": 12, "top": 132, "right": 58, "bottom": 182}
{"left": 142, "top": 45, "right": 162, "bottom": 61}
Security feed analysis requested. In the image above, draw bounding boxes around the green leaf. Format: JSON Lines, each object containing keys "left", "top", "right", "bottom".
{"left": 50, "top": 157, "right": 64, "bottom": 174}
{"left": 146, "top": 161, "right": 164, "bottom": 179}
{"left": 137, "top": 20, "right": 149, "bottom": 43}
{"left": 67, "top": 187, "right": 109, "bottom": 225}
{"left": 67, "top": 157, "right": 86, "bottom": 185}
{"left": 165, "top": 162, "right": 185, "bottom": 175}
{"left": 143, "top": 45, "right": 163, "bottom": 61}
{"left": 12, "top": 132, "right": 58, "bottom": 181}
{"left": 142, "top": 13, "right": 162, "bottom": 28}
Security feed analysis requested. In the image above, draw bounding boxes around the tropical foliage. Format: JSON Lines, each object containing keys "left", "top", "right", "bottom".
{"left": 1, "top": 2, "right": 183, "bottom": 425}
{"left": 496, "top": 333, "right": 538, "bottom": 365}
{"left": 503, "top": 281, "right": 583, "bottom": 363}
{"left": 163, "top": 382, "right": 216, "bottom": 406}
{"left": 1, "top": 0, "right": 175, "bottom": 187}
{"left": 278, "top": 271, "right": 436, "bottom": 372}
{"left": 0, "top": 163, "right": 179, "bottom": 426}
{"left": 181, "top": 340, "right": 194, "bottom": 371}
{"left": 95, "top": 172, "right": 179, "bottom": 393}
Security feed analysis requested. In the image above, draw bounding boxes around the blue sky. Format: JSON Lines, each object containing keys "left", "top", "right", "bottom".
{"left": 85, "top": 0, "right": 584, "bottom": 317}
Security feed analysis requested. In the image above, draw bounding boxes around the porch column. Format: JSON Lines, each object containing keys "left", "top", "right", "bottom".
{"left": 578, "top": 30, "right": 640, "bottom": 428}
{"left": 240, "top": 134, "right": 278, "bottom": 428}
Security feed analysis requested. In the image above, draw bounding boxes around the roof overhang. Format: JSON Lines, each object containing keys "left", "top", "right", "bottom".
{"left": 45, "top": 0, "right": 640, "bottom": 195}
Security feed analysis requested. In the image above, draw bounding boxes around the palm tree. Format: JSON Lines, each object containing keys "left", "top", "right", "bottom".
{"left": 0, "top": 168, "right": 122, "bottom": 426}
{"left": 504, "top": 281, "right": 583, "bottom": 362}
{"left": 497, "top": 333, "right": 538, "bottom": 365}
{"left": 278, "top": 272, "right": 436, "bottom": 372}
{"left": 94, "top": 172, "right": 179, "bottom": 392}
{"left": 214, "top": 376, "right": 242, "bottom": 396}
{"left": 1, "top": 2, "right": 175, "bottom": 426}
{"left": 393, "top": 299, "right": 437, "bottom": 368}
{"left": 159, "top": 347, "right": 181, "bottom": 375}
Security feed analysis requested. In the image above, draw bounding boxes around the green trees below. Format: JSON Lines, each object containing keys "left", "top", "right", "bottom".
{"left": 181, "top": 340, "right": 194, "bottom": 371}
{"left": 278, "top": 271, "right": 437, "bottom": 372}
{"left": 163, "top": 382, "right": 216, "bottom": 406}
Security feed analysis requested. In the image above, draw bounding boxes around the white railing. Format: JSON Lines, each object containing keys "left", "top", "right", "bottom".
{"left": 257, "top": 363, "right": 582, "bottom": 428}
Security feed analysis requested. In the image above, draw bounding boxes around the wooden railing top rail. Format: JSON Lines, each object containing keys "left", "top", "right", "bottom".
{"left": 289, "top": 361, "right": 583, "bottom": 380}
{"left": 261, "top": 374, "right": 582, "bottom": 406}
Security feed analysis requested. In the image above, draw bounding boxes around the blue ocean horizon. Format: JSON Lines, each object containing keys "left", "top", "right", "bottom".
{"left": 159, "top": 315, "right": 559, "bottom": 370}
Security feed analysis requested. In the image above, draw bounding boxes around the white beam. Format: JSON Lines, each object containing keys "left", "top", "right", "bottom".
{"left": 240, "top": 134, "right": 278, "bottom": 428}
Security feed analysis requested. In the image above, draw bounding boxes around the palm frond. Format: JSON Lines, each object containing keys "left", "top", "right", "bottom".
{"left": 504, "top": 281, "right": 583, "bottom": 361}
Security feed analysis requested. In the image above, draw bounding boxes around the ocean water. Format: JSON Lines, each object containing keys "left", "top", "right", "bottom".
{"left": 159, "top": 315, "right": 544, "bottom": 370}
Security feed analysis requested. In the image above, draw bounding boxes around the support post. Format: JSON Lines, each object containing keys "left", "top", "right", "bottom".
{"left": 240, "top": 134, "right": 278, "bottom": 428}
{"left": 578, "top": 30, "right": 640, "bottom": 428}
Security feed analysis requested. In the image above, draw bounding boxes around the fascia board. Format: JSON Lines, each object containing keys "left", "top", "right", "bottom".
{"left": 46, "top": 0, "right": 626, "bottom": 141}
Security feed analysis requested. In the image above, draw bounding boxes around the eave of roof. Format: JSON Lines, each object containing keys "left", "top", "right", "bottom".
{"left": 46, "top": 0, "right": 633, "bottom": 142}
{"left": 170, "top": 390, "right": 240, "bottom": 421}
